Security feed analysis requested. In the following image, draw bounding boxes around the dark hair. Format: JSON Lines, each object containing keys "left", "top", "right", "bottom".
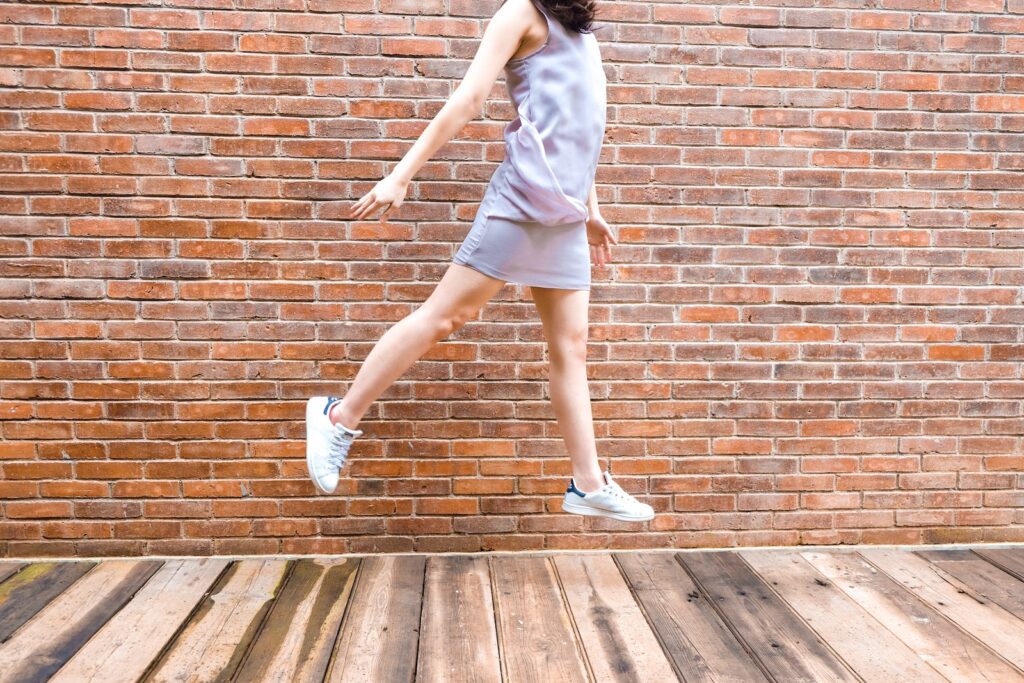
{"left": 537, "top": 0, "right": 599, "bottom": 33}
{"left": 504, "top": 0, "right": 599, "bottom": 34}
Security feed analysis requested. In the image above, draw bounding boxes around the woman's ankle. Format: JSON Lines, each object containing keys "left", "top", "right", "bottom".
{"left": 328, "top": 401, "right": 359, "bottom": 431}
{"left": 572, "top": 471, "right": 604, "bottom": 494}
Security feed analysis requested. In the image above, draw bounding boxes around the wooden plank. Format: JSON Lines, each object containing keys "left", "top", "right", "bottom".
{"left": 741, "top": 551, "right": 945, "bottom": 682}
{"left": 0, "top": 560, "right": 162, "bottom": 683}
{"left": 326, "top": 555, "right": 426, "bottom": 683}
{"left": 975, "top": 547, "right": 1024, "bottom": 583}
{"left": 0, "top": 563, "right": 26, "bottom": 585}
{"left": 487, "top": 555, "right": 589, "bottom": 683}
{"left": 916, "top": 548, "right": 1024, "bottom": 621}
{"left": 49, "top": 558, "right": 229, "bottom": 683}
{"left": 551, "top": 553, "right": 677, "bottom": 682}
{"left": 861, "top": 548, "right": 1024, "bottom": 671}
{"left": 805, "top": 550, "right": 1024, "bottom": 683}
{"left": 679, "top": 551, "right": 858, "bottom": 683}
{"left": 416, "top": 555, "right": 501, "bottom": 683}
{"left": 229, "top": 558, "right": 360, "bottom": 683}
{"left": 142, "top": 560, "right": 291, "bottom": 683}
{"left": 0, "top": 561, "right": 95, "bottom": 641}
{"left": 616, "top": 552, "right": 768, "bottom": 682}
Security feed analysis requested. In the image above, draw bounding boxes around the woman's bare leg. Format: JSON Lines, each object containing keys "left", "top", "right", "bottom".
{"left": 529, "top": 285, "right": 604, "bottom": 493}
{"left": 329, "top": 263, "right": 507, "bottom": 429}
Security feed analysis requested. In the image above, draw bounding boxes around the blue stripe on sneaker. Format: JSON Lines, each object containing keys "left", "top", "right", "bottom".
{"left": 323, "top": 396, "right": 338, "bottom": 416}
{"left": 566, "top": 478, "right": 588, "bottom": 497}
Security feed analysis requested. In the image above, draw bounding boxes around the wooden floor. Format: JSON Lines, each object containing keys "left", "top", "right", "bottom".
{"left": 1, "top": 546, "right": 1023, "bottom": 682}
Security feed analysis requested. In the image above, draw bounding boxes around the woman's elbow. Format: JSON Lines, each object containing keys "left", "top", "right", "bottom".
{"left": 452, "top": 89, "right": 486, "bottom": 118}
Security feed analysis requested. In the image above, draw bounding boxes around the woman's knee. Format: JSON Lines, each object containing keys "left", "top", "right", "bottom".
{"left": 417, "top": 305, "right": 476, "bottom": 341}
{"left": 549, "top": 329, "right": 589, "bottom": 365}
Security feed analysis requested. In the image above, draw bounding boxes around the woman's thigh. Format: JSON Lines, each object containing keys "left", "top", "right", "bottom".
{"left": 529, "top": 286, "right": 591, "bottom": 348}
{"left": 422, "top": 262, "right": 508, "bottom": 321}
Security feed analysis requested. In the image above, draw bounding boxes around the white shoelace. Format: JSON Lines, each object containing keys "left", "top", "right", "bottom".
{"left": 326, "top": 427, "right": 355, "bottom": 469}
{"left": 603, "top": 478, "right": 632, "bottom": 501}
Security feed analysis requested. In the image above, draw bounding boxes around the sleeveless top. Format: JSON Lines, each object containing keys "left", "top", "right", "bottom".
{"left": 486, "top": 1, "right": 607, "bottom": 226}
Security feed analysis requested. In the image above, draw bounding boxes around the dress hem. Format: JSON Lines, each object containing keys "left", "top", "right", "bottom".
{"left": 451, "top": 258, "right": 590, "bottom": 292}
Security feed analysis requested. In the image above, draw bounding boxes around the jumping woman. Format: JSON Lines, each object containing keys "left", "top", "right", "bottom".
{"left": 305, "top": 0, "right": 654, "bottom": 522}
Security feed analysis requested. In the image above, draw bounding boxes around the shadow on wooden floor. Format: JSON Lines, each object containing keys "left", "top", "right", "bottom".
{"left": 0, "top": 545, "right": 1023, "bottom": 682}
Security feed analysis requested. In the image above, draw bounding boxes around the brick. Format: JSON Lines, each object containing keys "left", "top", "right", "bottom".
{"left": 6, "top": 501, "right": 73, "bottom": 519}
{"left": 0, "top": 47, "right": 56, "bottom": 67}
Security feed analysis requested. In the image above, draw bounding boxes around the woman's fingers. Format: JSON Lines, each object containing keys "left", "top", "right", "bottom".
{"left": 357, "top": 200, "right": 379, "bottom": 220}
{"left": 350, "top": 188, "right": 398, "bottom": 222}
{"left": 601, "top": 223, "right": 617, "bottom": 245}
{"left": 349, "top": 189, "right": 383, "bottom": 219}
{"left": 348, "top": 194, "right": 370, "bottom": 218}
{"left": 359, "top": 198, "right": 381, "bottom": 220}
{"left": 589, "top": 229, "right": 614, "bottom": 268}
{"left": 352, "top": 196, "right": 383, "bottom": 220}
{"left": 592, "top": 238, "right": 610, "bottom": 268}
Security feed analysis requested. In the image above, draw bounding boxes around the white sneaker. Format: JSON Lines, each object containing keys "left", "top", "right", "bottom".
{"left": 305, "top": 396, "right": 362, "bottom": 494}
{"left": 561, "top": 468, "right": 654, "bottom": 522}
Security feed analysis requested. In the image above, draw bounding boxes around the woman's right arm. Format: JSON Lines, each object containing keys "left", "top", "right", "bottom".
{"left": 348, "top": 0, "right": 542, "bottom": 222}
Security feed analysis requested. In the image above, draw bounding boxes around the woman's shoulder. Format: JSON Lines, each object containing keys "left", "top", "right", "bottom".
{"left": 495, "top": 0, "right": 552, "bottom": 65}
{"left": 496, "top": 0, "right": 549, "bottom": 23}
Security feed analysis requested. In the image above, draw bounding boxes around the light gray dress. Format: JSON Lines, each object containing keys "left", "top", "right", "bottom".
{"left": 453, "top": 1, "right": 607, "bottom": 290}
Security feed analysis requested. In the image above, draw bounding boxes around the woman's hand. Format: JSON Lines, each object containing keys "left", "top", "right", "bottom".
{"left": 348, "top": 173, "right": 409, "bottom": 223}
{"left": 586, "top": 211, "right": 617, "bottom": 268}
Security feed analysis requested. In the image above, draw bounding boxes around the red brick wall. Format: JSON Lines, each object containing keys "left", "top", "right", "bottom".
{"left": 2, "top": 0, "right": 1023, "bottom": 557}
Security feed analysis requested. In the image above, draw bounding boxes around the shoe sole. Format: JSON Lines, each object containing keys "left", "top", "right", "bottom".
{"left": 305, "top": 397, "right": 336, "bottom": 494}
{"left": 562, "top": 499, "right": 653, "bottom": 522}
